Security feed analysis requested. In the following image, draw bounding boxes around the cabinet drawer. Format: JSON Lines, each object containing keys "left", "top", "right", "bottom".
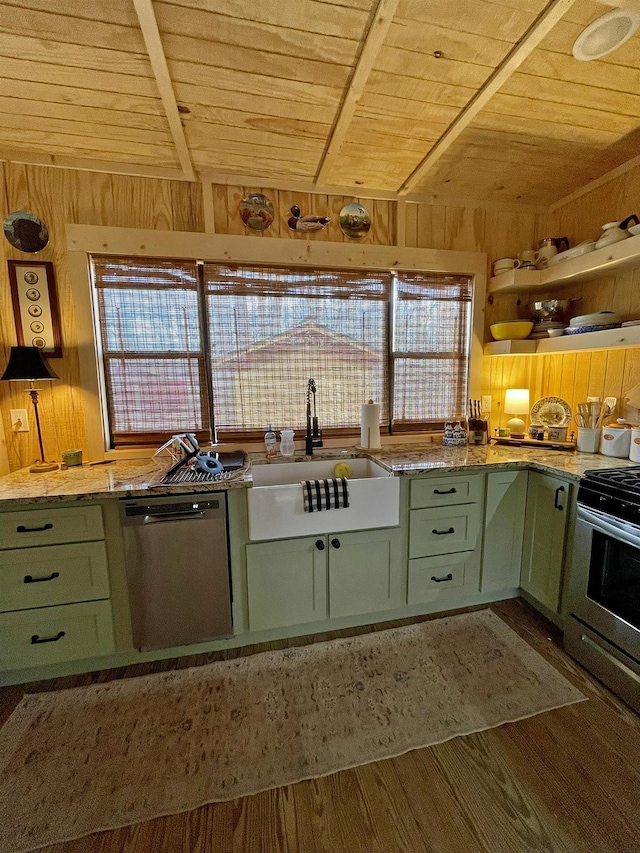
{"left": 408, "top": 552, "right": 472, "bottom": 605}
{"left": 410, "top": 475, "right": 482, "bottom": 508}
{"left": 0, "top": 505, "right": 104, "bottom": 549}
{"left": 0, "top": 542, "right": 110, "bottom": 613}
{"left": 0, "top": 600, "right": 115, "bottom": 670}
{"left": 409, "top": 504, "right": 481, "bottom": 557}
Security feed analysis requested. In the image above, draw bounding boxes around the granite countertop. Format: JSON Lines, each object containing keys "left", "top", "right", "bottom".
{"left": 0, "top": 443, "right": 637, "bottom": 507}
{"left": 0, "top": 459, "right": 253, "bottom": 507}
{"left": 367, "top": 442, "right": 640, "bottom": 479}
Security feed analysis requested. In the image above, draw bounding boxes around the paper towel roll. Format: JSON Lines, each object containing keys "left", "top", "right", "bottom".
{"left": 360, "top": 400, "right": 381, "bottom": 449}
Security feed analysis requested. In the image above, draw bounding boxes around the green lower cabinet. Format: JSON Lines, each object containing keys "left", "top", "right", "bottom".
{"left": 246, "top": 537, "right": 328, "bottom": 632}
{"left": 481, "top": 470, "right": 528, "bottom": 592}
{"left": 246, "top": 527, "right": 402, "bottom": 631}
{"left": 520, "top": 472, "right": 572, "bottom": 614}
{"left": 328, "top": 527, "right": 402, "bottom": 619}
{"left": 409, "top": 503, "right": 481, "bottom": 557}
{"left": 407, "top": 550, "right": 479, "bottom": 606}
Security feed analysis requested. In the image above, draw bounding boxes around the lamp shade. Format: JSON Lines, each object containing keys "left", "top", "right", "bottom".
{"left": 504, "top": 388, "right": 530, "bottom": 415}
{"left": 1, "top": 346, "right": 58, "bottom": 382}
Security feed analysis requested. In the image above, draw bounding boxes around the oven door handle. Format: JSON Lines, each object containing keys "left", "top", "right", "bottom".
{"left": 577, "top": 505, "right": 640, "bottom": 549}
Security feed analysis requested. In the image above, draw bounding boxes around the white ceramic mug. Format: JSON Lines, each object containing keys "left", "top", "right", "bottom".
{"left": 630, "top": 427, "right": 640, "bottom": 462}
{"left": 518, "top": 250, "right": 537, "bottom": 267}
{"left": 493, "top": 257, "right": 520, "bottom": 275}
{"left": 600, "top": 426, "right": 631, "bottom": 458}
{"left": 535, "top": 244, "right": 557, "bottom": 268}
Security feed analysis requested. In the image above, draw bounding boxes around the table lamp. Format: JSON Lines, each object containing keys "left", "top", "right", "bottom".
{"left": 1, "top": 346, "right": 59, "bottom": 473}
{"left": 504, "top": 388, "right": 530, "bottom": 439}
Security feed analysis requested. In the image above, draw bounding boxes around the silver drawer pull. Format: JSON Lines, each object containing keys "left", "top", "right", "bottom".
{"left": 31, "top": 631, "right": 65, "bottom": 644}
{"left": 24, "top": 572, "right": 60, "bottom": 584}
{"left": 17, "top": 523, "right": 53, "bottom": 533}
{"left": 433, "top": 488, "right": 456, "bottom": 495}
{"left": 431, "top": 573, "right": 453, "bottom": 583}
{"left": 432, "top": 527, "right": 455, "bottom": 535}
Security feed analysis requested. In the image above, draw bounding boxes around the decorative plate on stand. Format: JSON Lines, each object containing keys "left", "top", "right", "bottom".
{"left": 530, "top": 396, "right": 572, "bottom": 427}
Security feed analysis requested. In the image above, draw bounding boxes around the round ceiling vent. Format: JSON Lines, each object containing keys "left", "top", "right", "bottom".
{"left": 572, "top": 8, "right": 640, "bottom": 61}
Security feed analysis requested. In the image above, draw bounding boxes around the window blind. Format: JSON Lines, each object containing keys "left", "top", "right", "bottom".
{"left": 91, "top": 256, "right": 210, "bottom": 446}
{"left": 203, "top": 263, "right": 390, "bottom": 440}
{"left": 392, "top": 273, "right": 472, "bottom": 428}
{"left": 90, "top": 256, "right": 473, "bottom": 447}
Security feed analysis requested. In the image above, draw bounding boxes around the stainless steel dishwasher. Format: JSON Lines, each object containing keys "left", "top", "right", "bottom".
{"left": 120, "top": 493, "right": 232, "bottom": 651}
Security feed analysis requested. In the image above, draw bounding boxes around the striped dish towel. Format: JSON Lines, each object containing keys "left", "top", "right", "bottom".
{"left": 302, "top": 477, "right": 350, "bottom": 512}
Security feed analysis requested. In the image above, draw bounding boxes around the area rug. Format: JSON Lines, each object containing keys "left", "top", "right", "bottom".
{"left": 0, "top": 609, "right": 585, "bottom": 852}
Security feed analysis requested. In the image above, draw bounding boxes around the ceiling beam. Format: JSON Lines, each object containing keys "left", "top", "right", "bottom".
{"left": 397, "top": 0, "right": 578, "bottom": 196}
{"left": 132, "top": 0, "right": 195, "bottom": 181}
{"left": 0, "top": 149, "right": 189, "bottom": 181}
{"left": 315, "top": 0, "right": 400, "bottom": 186}
{"left": 549, "top": 150, "right": 640, "bottom": 213}
{"left": 199, "top": 170, "right": 548, "bottom": 213}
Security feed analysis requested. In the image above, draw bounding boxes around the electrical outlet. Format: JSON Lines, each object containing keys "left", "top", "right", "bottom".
{"left": 481, "top": 395, "right": 492, "bottom": 412}
{"left": 10, "top": 409, "right": 29, "bottom": 432}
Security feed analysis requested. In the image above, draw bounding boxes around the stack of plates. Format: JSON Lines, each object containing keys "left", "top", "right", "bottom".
{"left": 547, "top": 241, "right": 596, "bottom": 265}
{"left": 529, "top": 319, "right": 566, "bottom": 339}
{"left": 565, "top": 311, "right": 621, "bottom": 335}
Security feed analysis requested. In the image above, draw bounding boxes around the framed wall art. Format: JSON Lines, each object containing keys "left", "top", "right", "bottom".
{"left": 8, "top": 260, "right": 62, "bottom": 357}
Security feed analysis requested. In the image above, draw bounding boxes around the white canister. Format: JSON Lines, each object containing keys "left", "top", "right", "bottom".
{"left": 577, "top": 427, "right": 601, "bottom": 453}
{"left": 630, "top": 427, "right": 640, "bottom": 463}
{"left": 600, "top": 426, "right": 631, "bottom": 458}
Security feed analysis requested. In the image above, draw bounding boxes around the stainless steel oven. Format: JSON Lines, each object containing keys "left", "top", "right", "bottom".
{"left": 565, "top": 467, "right": 640, "bottom": 713}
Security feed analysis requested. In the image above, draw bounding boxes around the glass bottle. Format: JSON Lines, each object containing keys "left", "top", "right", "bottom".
{"left": 264, "top": 424, "right": 277, "bottom": 458}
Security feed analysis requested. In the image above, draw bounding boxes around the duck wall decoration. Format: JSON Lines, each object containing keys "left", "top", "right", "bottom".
{"left": 287, "top": 205, "right": 330, "bottom": 233}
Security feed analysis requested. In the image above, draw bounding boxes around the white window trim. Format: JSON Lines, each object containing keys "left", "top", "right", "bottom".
{"left": 67, "top": 224, "right": 487, "bottom": 461}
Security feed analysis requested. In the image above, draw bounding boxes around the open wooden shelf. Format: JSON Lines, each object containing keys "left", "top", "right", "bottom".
{"left": 484, "top": 324, "right": 640, "bottom": 356}
{"left": 489, "top": 233, "right": 640, "bottom": 294}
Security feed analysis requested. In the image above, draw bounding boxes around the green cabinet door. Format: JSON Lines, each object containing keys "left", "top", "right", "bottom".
{"left": 246, "top": 537, "right": 328, "bottom": 631}
{"left": 328, "top": 527, "right": 402, "bottom": 619}
{"left": 481, "top": 470, "right": 528, "bottom": 592}
{"left": 521, "top": 472, "right": 571, "bottom": 613}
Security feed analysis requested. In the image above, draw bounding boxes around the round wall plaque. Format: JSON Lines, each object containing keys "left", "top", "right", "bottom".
{"left": 339, "top": 202, "right": 371, "bottom": 239}
{"left": 239, "top": 193, "right": 275, "bottom": 231}
{"left": 3, "top": 210, "right": 49, "bottom": 253}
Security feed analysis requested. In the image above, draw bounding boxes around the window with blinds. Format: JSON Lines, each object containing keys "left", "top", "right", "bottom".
{"left": 392, "top": 273, "right": 473, "bottom": 430}
{"left": 91, "top": 257, "right": 210, "bottom": 446}
{"left": 90, "top": 256, "right": 473, "bottom": 447}
{"left": 203, "top": 263, "right": 388, "bottom": 440}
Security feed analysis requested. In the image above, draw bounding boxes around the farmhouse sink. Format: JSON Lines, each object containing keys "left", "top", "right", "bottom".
{"left": 247, "top": 458, "right": 399, "bottom": 541}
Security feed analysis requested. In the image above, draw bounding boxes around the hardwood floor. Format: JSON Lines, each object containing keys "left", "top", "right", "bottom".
{"left": 1, "top": 598, "right": 639, "bottom": 853}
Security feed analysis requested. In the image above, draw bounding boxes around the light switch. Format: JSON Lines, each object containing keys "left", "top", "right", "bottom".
{"left": 481, "top": 396, "right": 492, "bottom": 412}
{"left": 10, "top": 409, "right": 29, "bottom": 432}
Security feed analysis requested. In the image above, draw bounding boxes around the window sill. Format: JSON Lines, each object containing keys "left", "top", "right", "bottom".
{"left": 102, "top": 432, "right": 445, "bottom": 462}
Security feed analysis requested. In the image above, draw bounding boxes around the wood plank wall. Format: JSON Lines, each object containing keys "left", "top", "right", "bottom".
{"left": 0, "top": 164, "right": 638, "bottom": 471}
{"left": 0, "top": 162, "right": 204, "bottom": 471}
{"left": 481, "top": 161, "right": 640, "bottom": 431}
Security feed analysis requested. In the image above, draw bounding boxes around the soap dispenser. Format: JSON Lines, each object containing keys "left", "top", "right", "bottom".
{"left": 264, "top": 424, "right": 277, "bottom": 458}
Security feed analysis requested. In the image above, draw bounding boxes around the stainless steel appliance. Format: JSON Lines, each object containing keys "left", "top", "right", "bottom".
{"left": 120, "top": 493, "right": 233, "bottom": 651}
{"left": 565, "top": 467, "right": 640, "bottom": 712}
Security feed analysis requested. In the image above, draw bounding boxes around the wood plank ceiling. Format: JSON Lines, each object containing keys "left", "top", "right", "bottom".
{"left": 0, "top": 0, "right": 639, "bottom": 206}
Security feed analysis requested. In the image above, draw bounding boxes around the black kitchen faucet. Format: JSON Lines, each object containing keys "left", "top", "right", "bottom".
{"left": 305, "top": 378, "right": 323, "bottom": 455}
